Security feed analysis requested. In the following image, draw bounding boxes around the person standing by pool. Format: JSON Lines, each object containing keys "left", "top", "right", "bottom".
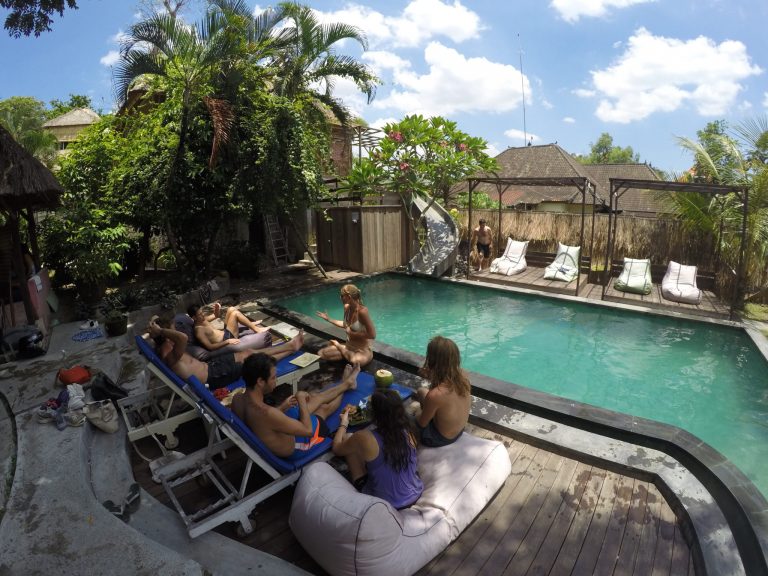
{"left": 414, "top": 336, "right": 471, "bottom": 447}
{"left": 316, "top": 284, "right": 376, "bottom": 367}
{"left": 333, "top": 388, "right": 424, "bottom": 509}
{"left": 471, "top": 219, "right": 493, "bottom": 271}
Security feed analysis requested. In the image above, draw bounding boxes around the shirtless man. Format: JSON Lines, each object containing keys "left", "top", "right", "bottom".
{"left": 414, "top": 336, "right": 471, "bottom": 447}
{"left": 188, "top": 303, "right": 267, "bottom": 351}
{"left": 148, "top": 317, "right": 302, "bottom": 390}
{"left": 470, "top": 219, "right": 493, "bottom": 271}
{"left": 231, "top": 353, "right": 359, "bottom": 459}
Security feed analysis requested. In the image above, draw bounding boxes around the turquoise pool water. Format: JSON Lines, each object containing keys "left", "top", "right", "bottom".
{"left": 279, "top": 274, "right": 768, "bottom": 496}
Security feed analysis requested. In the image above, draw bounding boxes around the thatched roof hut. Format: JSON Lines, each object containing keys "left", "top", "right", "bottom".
{"left": 0, "top": 123, "right": 62, "bottom": 327}
{"left": 0, "top": 123, "right": 62, "bottom": 211}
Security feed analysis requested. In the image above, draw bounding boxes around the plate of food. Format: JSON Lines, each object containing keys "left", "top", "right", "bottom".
{"left": 344, "top": 397, "right": 372, "bottom": 426}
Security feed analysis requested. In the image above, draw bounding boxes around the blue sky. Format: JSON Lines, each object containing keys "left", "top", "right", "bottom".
{"left": 1, "top": 0, "right": 767, "bottom": 175}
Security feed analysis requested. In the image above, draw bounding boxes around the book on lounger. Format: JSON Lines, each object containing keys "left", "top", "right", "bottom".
{"left": 269, "top": 321, "right": 300, "bottom": 340}
{"left": 289, "top": 352, "right": 320, "bottom": 368}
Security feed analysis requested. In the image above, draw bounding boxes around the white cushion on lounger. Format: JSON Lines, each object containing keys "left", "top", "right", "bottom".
{"left": 662, "top": 261, "right": 702, "bottom": 304}
{"left": 490, "top": 238, "right": 528, "bottom": 276}
{"left": 614, "top": 257, "right": 653, "bottom": 295}
{"left": 543, "top": 243, "right": 580, "bottom": 283}
{"left": 289, "top": 432, "right": 512, "bottom": 576}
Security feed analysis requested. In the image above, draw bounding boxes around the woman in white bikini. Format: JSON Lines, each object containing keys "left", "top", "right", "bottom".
{"left": 316, "top": 284, "right": 376, "bottom": 366}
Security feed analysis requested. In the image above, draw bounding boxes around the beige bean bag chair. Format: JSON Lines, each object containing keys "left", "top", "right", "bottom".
{"left": 544, "top": 243, "right": 581, "bottom": 283}
{"left": 614, "top": 257, "right": 653, "bottom": 295}
{"left": 661, "top": 261, "right": 702, "bottom": 304}
{"left": 490, "top": 238, "right": 529, "bottom": 276}
{"left": 289, "top": 432, "right": 512, "bottom": 576}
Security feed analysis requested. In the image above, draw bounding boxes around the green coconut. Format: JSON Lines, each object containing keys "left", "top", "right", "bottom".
{"left": 374, "top": 369, "right": 394, "bottom": 387}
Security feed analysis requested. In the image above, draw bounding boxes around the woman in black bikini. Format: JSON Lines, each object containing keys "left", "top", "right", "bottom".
{"left": 316, "top": 284, "right": 376, "bottom": 366}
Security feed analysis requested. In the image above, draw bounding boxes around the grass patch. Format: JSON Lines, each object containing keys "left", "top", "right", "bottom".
{"left": 743, "top": 303, "right": 768, "bottom": 322}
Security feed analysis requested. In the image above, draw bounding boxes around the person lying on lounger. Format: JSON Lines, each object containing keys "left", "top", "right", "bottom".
{"left": 332, "top": 388, "right": 424, "bottom": 509}
{"left": 188, "top": 303, "right": 268, "bottom": 351}
{"left": 231, "top": 354, "right": 358, "bottom": 460}
{"left": 414, "top": 336, "right": 471, "bottom": 447}
{"left": 148, "top": 318, "right": 302, "bottom": 390}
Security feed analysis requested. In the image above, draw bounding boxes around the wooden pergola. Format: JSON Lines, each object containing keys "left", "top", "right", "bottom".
{"left": 466, "top": 176, "right": 597, "bottom": 294}
{"left": 0, "top": 124, "right": 62, "bottom": 326}
{"left": 604, "top": 178, "right": 748, "bottom": 319}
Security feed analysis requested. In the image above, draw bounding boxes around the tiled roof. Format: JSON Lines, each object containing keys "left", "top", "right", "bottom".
{"left": 42, "top": 108, "right": 100, "bottom": 128}
{"left": 581, "top": 163, "right": 664, "bottom": 215}
{"left": 479, "top": 144, "right": 592, "bottom": 205}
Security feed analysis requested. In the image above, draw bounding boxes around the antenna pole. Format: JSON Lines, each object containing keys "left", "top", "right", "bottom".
{"left": 518, "top": 33, "right": 527, "bottom": 145}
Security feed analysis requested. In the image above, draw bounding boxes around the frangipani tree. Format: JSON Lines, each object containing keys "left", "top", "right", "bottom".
{"left": 343, "top": 115, "right": 496, "bottom": 251}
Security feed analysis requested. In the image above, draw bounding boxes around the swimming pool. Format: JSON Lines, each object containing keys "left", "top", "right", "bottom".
{"left": 278, "top": 273, "right": 768, "bottom": 496}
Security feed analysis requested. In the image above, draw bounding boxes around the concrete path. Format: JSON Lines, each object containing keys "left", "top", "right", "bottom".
{"left": 0, "top": 319, "right": 310, "bottom": 576}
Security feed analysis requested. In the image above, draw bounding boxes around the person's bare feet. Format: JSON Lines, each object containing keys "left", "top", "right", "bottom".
{"left": 289, "top": 330, "right": 304, "bottom": 352}
{"left": 342, "top": 363, "right": 360, "bottom": 389}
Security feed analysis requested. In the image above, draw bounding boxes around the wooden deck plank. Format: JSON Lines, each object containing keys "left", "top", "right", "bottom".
{"left": 670, "top": 521, "right": 693, "bottom": 575}
{"left": 501, "top": 457, "right": 581, "bottom": 576}
{"left": 651, "top": 498, "right": 677, "bottom": 576}
{"left": 568, "top": 470, "right": 623, "bottom": 575}
{"left": 590, "top": 475, "right": 637, "bottom": 574}
{"left": 613, "top": 480, "right": 652, "bottom": 575}
{"left": 451, "top": 447, "right": 551, "bottom": 576}
{"left": 633, "top": 482, "right": 665, "bottom": 575}
{"left": 547, "top": 467, "right": 608, "bottom": 574}
{"left": 524, "top": 460, "right": 594, "bottom": 575}
{"left": 476, "top": 452, "right": 564, "bottom": 575}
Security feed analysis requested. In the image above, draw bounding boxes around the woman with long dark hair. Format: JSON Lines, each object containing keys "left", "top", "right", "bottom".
{"left": 333, "top": 388, "right": 423, "bottom": 509}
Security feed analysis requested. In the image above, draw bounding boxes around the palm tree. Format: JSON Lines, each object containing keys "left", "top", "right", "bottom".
{"left": 272, "top": 1, "right": 379, "bottom": 126}
{"left": 667, "top": 116, "right": 768, "bottom": 305}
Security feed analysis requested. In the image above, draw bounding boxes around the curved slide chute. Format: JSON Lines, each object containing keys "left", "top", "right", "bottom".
{"left": 408, "top": 196, "right": 458, "bottom": 277}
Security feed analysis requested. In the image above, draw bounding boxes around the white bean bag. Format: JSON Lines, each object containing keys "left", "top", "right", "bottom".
{"left": 490, "top": 238, "right": 528, "bottom": 276}
{"left": 289, "top": 432, "right": 512, "bottom": 576}
{"left": 614, "top": 257, "right": 653, "bottom": 295}
{"left": 543, "top": 243, "right": 581, "bottom": 283}
{"left": 661, "top": 261, "right": 702, "bottom": 304}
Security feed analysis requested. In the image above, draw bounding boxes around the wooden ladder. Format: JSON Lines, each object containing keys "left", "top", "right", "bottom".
{"left": 264, "top": 214, "right": 290, "bottom": 267}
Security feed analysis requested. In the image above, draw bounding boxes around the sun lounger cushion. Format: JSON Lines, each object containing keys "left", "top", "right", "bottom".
{"left": 543, "top": 243, "right": 581, "bottom": 283}
{"left": 489, "top": 238, "right": 528, "bottom": 276}
{"left": 614, "top": 257, "right": 653, "bottom": 295}
{"left": 173, "top": 313, "right": 272, "bottom": 361}
{"left": 661, "top": 261, "right": 702, "bottom": 304}
{"left": 289, "top": 432, "right": 512, "bottom": 576}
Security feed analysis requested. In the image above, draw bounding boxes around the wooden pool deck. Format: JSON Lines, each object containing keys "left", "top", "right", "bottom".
{"left": 470, "top": 269, "right": 731, "bottom": 319}
{"left": 131, "top": 418, "right": 697, "bottom": 576}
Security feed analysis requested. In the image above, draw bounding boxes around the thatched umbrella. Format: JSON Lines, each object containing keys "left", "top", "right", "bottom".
{"left": 0, "top": 123, "right": 62, "bottom": 326}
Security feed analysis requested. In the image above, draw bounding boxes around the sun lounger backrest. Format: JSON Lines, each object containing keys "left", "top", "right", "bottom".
{"left": 135, "top": 335, "right": 192, "bottom": 394}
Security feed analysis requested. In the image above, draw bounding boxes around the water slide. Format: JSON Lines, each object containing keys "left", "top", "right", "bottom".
{"left": 408, "top": 195, "right": 459, "bottom": 277}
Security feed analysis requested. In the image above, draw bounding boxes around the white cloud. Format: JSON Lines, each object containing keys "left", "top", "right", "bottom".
{"left": 551, "top": 0, "right": 656, "bottom": 23}
{"left": 504, "top": 128, "right": 539, "bottom": 145}
{"left": 589, "top": 28, "right": 762, "bottom": 123}
{"left": 370, "top": 117, "right": 399, "bottom": 130}
{"left": 373, "top": 42, "right": 528, "bottom": 117}
{"left": 563, "top": 116, "right": 576, "bottom": 123}
{"left": 316, "top": 0, "right": 482, "bottom": 49}
{"left": 485, "top": 142, "right": 501, "bottom": 157}
{"left": 573, "top": 88, "right": 596, "bottom": 98}
{"left": 764, "top": 93, "right": 768, "bottom": 109}
{"left": 100, "top": 50, "right": 120, "bottom": 67}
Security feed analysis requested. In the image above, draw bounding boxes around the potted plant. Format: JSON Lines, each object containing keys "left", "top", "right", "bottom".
{"left": 103, "top": 308, "right": 129, "bottom": 337}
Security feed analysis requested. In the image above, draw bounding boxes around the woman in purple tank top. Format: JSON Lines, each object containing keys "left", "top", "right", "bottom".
{"left": 333, "top": 388, "right": 423, "bottom": 509}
